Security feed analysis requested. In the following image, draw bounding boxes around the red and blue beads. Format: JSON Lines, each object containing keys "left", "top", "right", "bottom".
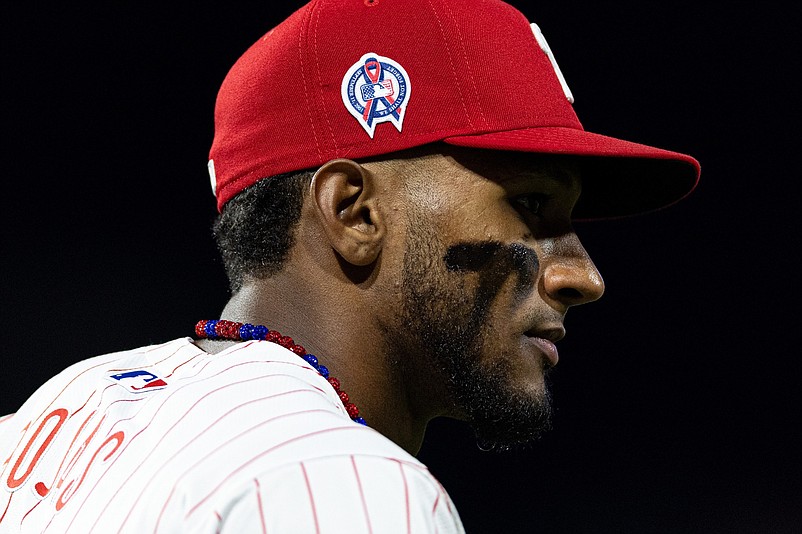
{"left": 194, "top": 320, "right": 367, "bottom": 426}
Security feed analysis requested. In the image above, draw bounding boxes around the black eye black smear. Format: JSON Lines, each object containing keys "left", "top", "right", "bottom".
{"left": 389, "top": 230, "right": 553, "bottom": 450}
{"left": 444, "top": 241, "right": 540, "bottom": 311}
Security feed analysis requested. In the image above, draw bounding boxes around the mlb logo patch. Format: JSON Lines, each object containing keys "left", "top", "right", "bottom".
{"left": 107, "top": 369, "right": 168, "bottom": 393}
{"left": 341, "top": 53, "right": 412, "bottom": 138}
{"left": 361, "top": 80, "right": 394, "bottom": 101}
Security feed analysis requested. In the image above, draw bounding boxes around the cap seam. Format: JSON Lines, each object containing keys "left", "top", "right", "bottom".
{"left": 436, "top": 0, "right": 489, "bottom": 129}
{"left": 312, "top": 0, "right": 339, "bottom": 155}
{"left": 299, "top": 0, "right": 324, "bottom": 162}
{"left": 425, "top": 0, "right": 475, "bottom": 129}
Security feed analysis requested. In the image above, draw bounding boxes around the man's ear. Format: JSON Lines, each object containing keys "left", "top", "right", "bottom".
{"left": 310, "top": 159, "right": 385, "bottom": 266}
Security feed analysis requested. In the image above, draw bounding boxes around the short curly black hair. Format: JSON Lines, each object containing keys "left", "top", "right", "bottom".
{"left": 212, "top": 170, "right": 313, "bottom": 293}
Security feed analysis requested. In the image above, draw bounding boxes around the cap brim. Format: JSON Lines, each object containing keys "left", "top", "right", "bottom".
{"left": 443, "top": 126, "right": 700, "bottom": 220}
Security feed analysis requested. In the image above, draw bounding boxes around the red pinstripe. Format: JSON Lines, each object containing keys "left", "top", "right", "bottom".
{"left": 84, "top": 373, "right": 310, "bottom": 531}
{"left": 1, "top": 343, "right": 181, "bottom": 531}
{"left": 12, "top": 342, "right": 181, "bottom": 487}
{"left": 151, "top": 343, "right": 196, "bottom": 368}
{"left": 106, "top": 342, "right": 187, "bottom": 373}
{"left": 86, "top": 362, "right": 331, "bottom": 530}
{"left": 26, "top": 358, "right": 113, "bottom": 442}
{"left": 183, "top": 425, "right": 361, "bottom": 521}
{"left": 0, "top": 414, "right": 14, "bottom": 425}
{"left": 84, "top": 366, "right": 325, "bottom": 522}
{"left": 20, "top": 497, "right": 43, "bottom": 528}
{"left": 198, "top": 341, "right": 320, "bottom": 382}
{"left": 351, "top": 455, "right": 373, "bottom": 534}
{"left": 69, "top": 387, "right": 103, "bottom": 419}
{"left": 431, "top": 492, "right": 441, "bottom": 515}
{"left": 431, "top": 493, "right": 442, "bottom": 534}
{"left": 163, "top": 350, "right": 206, "bottom": 379}
{"left": 254, "top": 478, "right": 267, "bottom": 534}
{"left": 187, "top": 341, "right": 322, "bottom": 381}
{"left": 432, "top": 478, "right": 455, "bottom": 516}
{"left": 113, "top": 396, "right": 326, "bottom": 528}
{"left": 214, "top": 510, "right": 222, "bottom": 534}
{"left": 38, "top": 340, "right": 187, "bottom": 432}
{"left": 398, "top": 461, "right": 411, "bottom": 534}
{"left": 100, "top": 396, "right": 145, "bottom": 413}
{"left": 149, "top": 407, "right": 335, "bottom": 530}
{"left": 144, "top": 340, "right": 186, "bottom": 354}
{"left": 0, "top": 493, "right": 11, "bottom": 524}
{"left": 300, "top": 462, "right": 321, "bottom": 534}
{"left": 3, "top": 421, "right": 30, "bottom": 473}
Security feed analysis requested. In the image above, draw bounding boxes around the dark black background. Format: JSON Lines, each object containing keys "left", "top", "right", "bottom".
{"left": 3, "top": 1, "right": 800, "bottom": 532}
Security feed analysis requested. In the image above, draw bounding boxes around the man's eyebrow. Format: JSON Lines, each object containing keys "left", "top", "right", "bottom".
{"left": 519, "top": 166, "right": 579, "bottom": 189}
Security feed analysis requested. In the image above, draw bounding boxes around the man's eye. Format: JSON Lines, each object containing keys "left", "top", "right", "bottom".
{"left": 512, "top": 194, "right": 546, "bottom": 216}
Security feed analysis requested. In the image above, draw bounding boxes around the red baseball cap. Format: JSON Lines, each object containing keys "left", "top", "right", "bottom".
{"left": 208, "top": 0, "right": 700, "bottom": 219}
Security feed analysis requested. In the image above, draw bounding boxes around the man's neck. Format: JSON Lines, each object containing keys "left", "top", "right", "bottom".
{"left": 200, "top": 281, "right": 430, "bottom": 455}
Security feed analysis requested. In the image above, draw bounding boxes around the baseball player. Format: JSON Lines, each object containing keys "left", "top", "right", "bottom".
{"left": 0, "top": 0, "right": 699, "bottom": 531}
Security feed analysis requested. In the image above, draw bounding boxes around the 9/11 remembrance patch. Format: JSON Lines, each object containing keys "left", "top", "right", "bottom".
{"left": 341, "top": 52, "right": 412, "bottom": 138}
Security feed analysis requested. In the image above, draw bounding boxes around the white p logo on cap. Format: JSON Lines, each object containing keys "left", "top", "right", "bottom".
{"left": 208, "top": 159, "right": 217, "bottom": 196}
{"left": 531, "top": 23, "right": 574, "bottom": 104}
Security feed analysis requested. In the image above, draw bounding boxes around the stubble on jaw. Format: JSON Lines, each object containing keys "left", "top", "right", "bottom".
{"left": 381, "top": 208, "right": 553, "bottom": 452}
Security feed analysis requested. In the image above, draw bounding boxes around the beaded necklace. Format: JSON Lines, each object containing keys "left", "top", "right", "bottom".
{"left": 194, "top": 320, "right": 367, "bottom": 426}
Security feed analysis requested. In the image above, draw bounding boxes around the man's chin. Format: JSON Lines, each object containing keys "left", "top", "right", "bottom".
{"left": 466, "top": 381, "right": 554, "bottom": 452}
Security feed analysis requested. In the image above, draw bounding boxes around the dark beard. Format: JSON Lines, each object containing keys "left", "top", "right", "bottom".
{"left": 386, "top": 211, "right": 553, "bottom": 451}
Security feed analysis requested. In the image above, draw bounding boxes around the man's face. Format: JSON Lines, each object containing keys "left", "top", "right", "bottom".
{"left": 378, "top": 147, "right": 604, "bottom": 450}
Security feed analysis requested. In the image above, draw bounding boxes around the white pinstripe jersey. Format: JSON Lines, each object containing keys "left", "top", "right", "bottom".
{"left": 0, "top": 338, "right": 465, "bottom": 533}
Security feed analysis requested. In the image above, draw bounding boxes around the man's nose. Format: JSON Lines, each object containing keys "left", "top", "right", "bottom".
{"left": 541, "top": 233, "right": 605, "bottom": 308}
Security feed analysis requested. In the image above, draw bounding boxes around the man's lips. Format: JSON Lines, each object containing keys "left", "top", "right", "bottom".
{"left": 524, "top": 326, "right": 564, "bottom": 368}
{"left": 524, "top": 335, "right": 559, "bottom": 368}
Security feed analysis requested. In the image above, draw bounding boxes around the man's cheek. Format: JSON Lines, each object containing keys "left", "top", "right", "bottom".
{"left": 443, "top": 241, "right": 539, "bottom": 303}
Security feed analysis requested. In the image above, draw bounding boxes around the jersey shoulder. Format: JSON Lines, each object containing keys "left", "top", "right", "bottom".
{"left": 0, "top": 338, "right": 192, "bottom": 444}
{"left": 214, "top": 453, "right": 466, "bottom": 534}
